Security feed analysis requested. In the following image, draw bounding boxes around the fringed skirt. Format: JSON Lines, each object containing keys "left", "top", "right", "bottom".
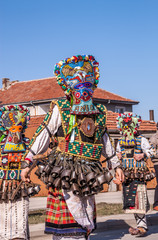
{"left": 0, "top": 197, "right": 29, "bottom": 240}
{"left": 45, "top": 188, "right": 96, "bottom": 237}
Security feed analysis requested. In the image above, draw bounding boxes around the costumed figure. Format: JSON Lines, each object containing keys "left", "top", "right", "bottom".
{"left": 115, "top": 113, "right": 155, "bottom": 237}
{"left": 21, "top": 55, "right": 124, "bottom": 240}
{"left": 149, "top": 122, "right": 158, "bottom": 211}
{"left": 0, "top": 105, "right": 40, "bottom": 240}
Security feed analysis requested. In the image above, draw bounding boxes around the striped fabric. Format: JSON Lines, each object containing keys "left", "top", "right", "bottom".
{"left": 119, "top": 136, "right": 146, "bottom": 169}
{"left": 45, "top": 188, "right": 88, "bottom": 236}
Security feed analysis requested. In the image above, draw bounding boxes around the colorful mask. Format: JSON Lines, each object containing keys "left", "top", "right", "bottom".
{"left": 0, "top": 105, "right": 30, "bottom": 153}
{"left": 117, "top": 113, "right": 142, "bottom": 141}
{"left": 54, "top": 55, "right": 100, "bottom": 115}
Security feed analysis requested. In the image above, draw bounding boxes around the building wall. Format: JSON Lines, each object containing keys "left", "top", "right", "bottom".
{"left": 29, "top": 103, "right": 50, "bottom": 116}
{"left": 106, "top": 103, "right": 133, "bottom": 113}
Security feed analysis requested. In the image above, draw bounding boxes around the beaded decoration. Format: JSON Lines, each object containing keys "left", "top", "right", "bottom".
{"left": 117, "top": 113, "right": 142, "bottom": 141}
{"left": 0, "top": 105, "right": 30, "bottom": 134}
{"left": 54, "top": 55, "right": 99, "bottom": 96}
{"left": 0, "top": 105, "right": 30, "bottom": 180}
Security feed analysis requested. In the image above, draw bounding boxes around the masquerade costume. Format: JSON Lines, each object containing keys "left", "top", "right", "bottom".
{"left": 149, "top": 125, "right": 158, "bottom": 210}
{"left": 23, "top": 55, "right": 120, "bottom": 239}
{"left": 116, "top": 113, "right": 155, "bottom": 236}
{"left": 0, "top": 105, "right": 31, "bottom": 240}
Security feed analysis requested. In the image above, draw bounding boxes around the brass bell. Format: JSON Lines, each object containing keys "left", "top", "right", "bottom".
{"left": 38, "top": 164, "right": 45, "bottom": 174}
{"left": 33, "top": 185, "right": 41, "bottom": 194}
{"left": 104, "top": 170, "right": 113, "bottom": 183}
{"left": 49, "top": 158, "right": 56, "bottom": 166}
{"left": 78, "top": 173, "right": 86, "bottom": 187}
{"left": 44, "top": 165, "right": 51, "bottom": 175}
{"left": 86, "top": 172, "right": 95, "bottom": 186}
{"left": 97, "top": 173, "right": 107, "bottom": 185}
{"left": 48, "top": 175, "right": 54, "bottom": 184}
{"left": 61, "top": 169, "right": 72, "bottom": 181}
{"left": 27, "top": 187, "right": 34, "bottom": 196}
{"left": 82, "top": 186, "right": 90, "bottom": 197}
{"left": 51, "top": 166, "right": 62, "bottom": 178}
{"left": 43, "top": 176, "right": 48, "bottom": 184}
{"left": 53, "top": 178, "right": 61, "bottom": 188}
{"left": 70, "top": 171, "right": 77, "bottom": 184}
{"left": 71, "top": 183, "right": 80, "bottom": 196}
{"left": 91, "top": 180, "right": 99, "bottom": 193}
{"left": 61, "top": 180, "right": 70, "bottom": 190}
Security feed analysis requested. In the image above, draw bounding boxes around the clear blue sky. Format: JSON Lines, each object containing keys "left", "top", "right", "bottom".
{"left": 0, "top": 0, "right": 158, "bottom": 121}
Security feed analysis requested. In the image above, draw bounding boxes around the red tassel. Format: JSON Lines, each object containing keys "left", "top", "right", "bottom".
{"left": 65, "top": 134, "right": 70, "bottom": 141}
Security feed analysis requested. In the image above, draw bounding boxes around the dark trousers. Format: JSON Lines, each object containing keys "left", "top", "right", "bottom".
{"left": 153, "top": 165, "right": 158, "bottom": 208}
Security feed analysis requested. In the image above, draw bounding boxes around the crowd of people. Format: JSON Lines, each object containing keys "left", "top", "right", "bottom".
{"left": 0, "top": 54, "right": 157, "bottom": 240}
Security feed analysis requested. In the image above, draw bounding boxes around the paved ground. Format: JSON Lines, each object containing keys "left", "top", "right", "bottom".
{"left": 30, "top": 219, "right": 158, "bottom": 240}
{"left": 91, "top": 225, "right": 158, "bottom": 240}
{"left": 29, "top": 190, "right": 158, "bottom": 239}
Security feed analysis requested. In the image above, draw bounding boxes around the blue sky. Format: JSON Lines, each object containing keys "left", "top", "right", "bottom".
{"left": 0, "top": 0, "right": 158, "bottom": 121}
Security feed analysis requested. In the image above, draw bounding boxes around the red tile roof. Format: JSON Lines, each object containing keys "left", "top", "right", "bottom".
{"left": 0, "top": 77, "right": 138, "bottom": 105}
{"left": 94, "top": 87, "right": 136, "bottom": 103}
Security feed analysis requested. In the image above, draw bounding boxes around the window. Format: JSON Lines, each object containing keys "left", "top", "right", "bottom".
{"left": 115, "top": 106, "right": 125, "bottom": 114}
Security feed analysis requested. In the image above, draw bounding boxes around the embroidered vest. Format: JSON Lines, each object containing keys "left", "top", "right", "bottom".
{"left": 23, "top": 99, "right": 107, "bottom": 161}
{"left": 55, "top": 99, "right": 107, "bottom": 161}
{"left": 0, "top": 137, "right": 29, "bottom": 180}
{"left": 119, "top": 136, "right": 146, "bottom": 169}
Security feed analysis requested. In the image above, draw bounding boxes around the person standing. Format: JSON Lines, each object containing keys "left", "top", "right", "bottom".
{"left": 115, "top": 113, "right": 155, "bottom": 237}
{"left": 21, "top": 54, "right": 124, "bottom": 240}
{"left": 0, "top": 105, "right": 30, "bottom": 240}
{"left": 149, "top": 122, "right": 158, "bottom": 211}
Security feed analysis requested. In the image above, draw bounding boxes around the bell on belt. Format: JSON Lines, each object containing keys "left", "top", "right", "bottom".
{"left": 53, "top": 178, "right": 61, "bottom": 188}
{"left": 70, "top": 171, "right": 77, "bottom": 184}
{"left": 97, "top": 173, "right": 107, "bottom": 185}
{"left": 44, "top": 165, "right": 51, "bottom": 175}
{"left": 51, "top": 166, "right": 63, "bottom": 178}
{"left": 38, "top": 164, "right": 45, "bottom": 174}
{"left": 78, "top": 172, "right": 86, "bottom": 187}
{"left": 104, "top": 169, "right": 113, "bottom": 183}
{"left": 33, "top": 185, "right": 41, "bottom": 194}
{"left": 27, "top": 186, "right": 34, "bottom": 196}
{"left": 86, "top": 172, "right": 96, "bottom": 186}
{"left": 82, "top": 186, "right": 90, "bottom": 197}
{"left": 71, "top": 183, "right": 80, "bottom": 196}
{"left": 61, "top": 180, "right": 70, "bottom": 190}
{"left": 48, "top": 175, "right": 54, "bottom": 184}
{"left": 91, "top": 180, "right": 99, "bottom": 193}
{"left": 61, "top": 169, "right": 72, "bottom": 181}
